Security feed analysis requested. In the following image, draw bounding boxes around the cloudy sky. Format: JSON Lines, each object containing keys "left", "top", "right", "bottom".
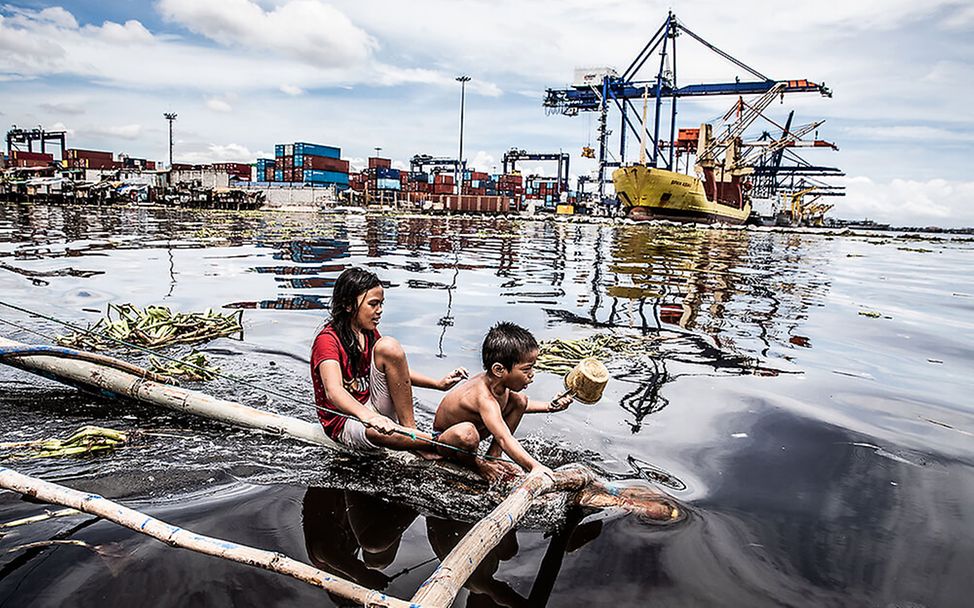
{"left": 1, "top": 0, "right": 972, "bottom": 226}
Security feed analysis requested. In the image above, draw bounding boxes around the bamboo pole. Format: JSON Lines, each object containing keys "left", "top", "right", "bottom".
{"left": 0, "top": 466, "right": 412, "bottom": 608}
{"left": 411, "top": 466, "right": 594, "bottom": 608}
{"left": 0, "top": 337, "right": 338, "bottom": 449}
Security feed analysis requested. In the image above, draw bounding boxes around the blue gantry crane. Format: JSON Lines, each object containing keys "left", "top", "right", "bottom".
{"left": 543, "top": 12, "right": 833, "bottom": 202}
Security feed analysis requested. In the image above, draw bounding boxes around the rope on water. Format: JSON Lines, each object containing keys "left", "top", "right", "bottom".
{"left": 0, "top": 300, "right": 501, "bottom": 462}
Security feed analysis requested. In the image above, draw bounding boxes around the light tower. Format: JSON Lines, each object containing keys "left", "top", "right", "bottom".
{"left": 163, "top": 112, "right": 177, "bottom": 168}
{"left": 455, "top": 75, "right": 471, "bottom": 194}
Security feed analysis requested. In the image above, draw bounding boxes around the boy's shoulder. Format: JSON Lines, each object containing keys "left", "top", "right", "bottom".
{"left": 457, "top": 373, "right": 504, "bottom": 405}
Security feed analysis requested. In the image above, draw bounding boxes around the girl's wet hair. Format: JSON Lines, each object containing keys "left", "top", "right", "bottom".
{"left": 482, "top": 321, "right": 538, "bottom": 371}
{"left": 330, "top": 267, "right": 382, "bottom": 376}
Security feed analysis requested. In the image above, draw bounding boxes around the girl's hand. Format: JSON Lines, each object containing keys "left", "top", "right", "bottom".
{"left": 439, "top": 367, "right": 469, "bottom": 390}
{"left": 365, "top": 415, "right": 398, "bottom": 435}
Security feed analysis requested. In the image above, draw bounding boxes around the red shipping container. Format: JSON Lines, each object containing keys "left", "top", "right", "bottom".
{"left": 67, "top": 148, "right": 113, "bottom": 161}
{"left": 302, "top": 156, "right": 349, "bottom": 173}
{"left": 368, "top": 157, "right": 392, "bottom": 169}
{"left": 11, "top": 151, "right": 53, "bottom": 162}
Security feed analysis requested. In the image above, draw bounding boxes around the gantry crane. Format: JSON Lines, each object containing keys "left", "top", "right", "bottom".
{"left": 543, "top": 11, "right": 832, "bottom": 202}
{"left": 501, "top": 149, "right": 570, "bottom": 192}
{"left": 409, "top": 154, "right": 463, "bottom": 175}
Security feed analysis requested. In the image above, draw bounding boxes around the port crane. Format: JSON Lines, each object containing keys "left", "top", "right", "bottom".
{"left": 543, "top": 11, "right": 832, "bottom": 202}
{"left": 409, "top": 154, "right": 462, "bottom": 175}
{"left": 501, "top": 148, "right": 570, "bottom": 192}
{"left": 6, "top": 126, "right": 66, "bottom": 158}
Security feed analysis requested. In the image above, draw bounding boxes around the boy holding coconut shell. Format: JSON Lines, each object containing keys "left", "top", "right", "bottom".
{"left": 432, "top": 322, "right": 576, "bottom": 482}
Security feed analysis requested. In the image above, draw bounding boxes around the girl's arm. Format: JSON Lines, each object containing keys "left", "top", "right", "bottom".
{"left": 410, "top": 367, "right": 469, "bottom": 391}
{"left": 319, "top": 361, "right": 397, "bottom": 433}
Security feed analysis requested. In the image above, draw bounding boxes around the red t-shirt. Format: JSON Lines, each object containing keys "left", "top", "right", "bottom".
{"left": 310, "top": 324, "right": 379, "bottom": 440}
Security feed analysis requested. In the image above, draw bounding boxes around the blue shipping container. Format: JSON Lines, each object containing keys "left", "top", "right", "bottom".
{"left": 275, "top": 145, "right": 285, "bottom": 158}
{"left": 375, "top": 167, "right": 400, "bottom": 180}
{"left": 303, "top": 169, "right": 350, "bottom": 185}
{"left": 293, "top": 142, "right": 340, "bottom": 159}
{"left": 274, "top": 169, "right": 283, "bottom": 181}
{"left": 375, "top": 178, "right": 401, "bottom": 191}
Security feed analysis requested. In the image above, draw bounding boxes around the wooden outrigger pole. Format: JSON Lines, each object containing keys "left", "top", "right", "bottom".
{"left": 0, "top": 336, "right": 682, "bottom": 607}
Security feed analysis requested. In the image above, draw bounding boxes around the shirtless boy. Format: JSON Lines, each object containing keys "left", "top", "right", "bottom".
{"left": 432, "top": 322, "right": 574, "bottom": 481}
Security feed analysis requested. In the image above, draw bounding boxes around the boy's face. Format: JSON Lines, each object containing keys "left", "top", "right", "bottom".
{"left": 500, "top": 348, "right": 538, "bottom": 391}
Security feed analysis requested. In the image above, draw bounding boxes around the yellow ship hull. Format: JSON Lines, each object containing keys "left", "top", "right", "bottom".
{"left": 612, "top": 165, "right": 751, "bottom": 225}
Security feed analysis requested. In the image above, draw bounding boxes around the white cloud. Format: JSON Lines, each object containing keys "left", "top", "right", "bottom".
{"left": 206, "top": 98, "right": 233, "bottom": 113}
{"left": 87, "top": 124, "right": 143, "bottom": 140}
{"left": 176, "top": 143, "right": 260, "bottom": 164}
{"left": 85, "top": 19, "right": 153, "bottom": 44}
{"left": 280, "top": 84, "right": 304, "bottom": 96}
{"left": 838, "top": 176, "right": 974, "bottom": 227}
{"left": 842, "top": 126, "right": 974, "bottom": 143}
{"left": 39, "top": 100, "right": 86, "bottom": 115}
{"left": 157, "top": 0, "right": 377, "bottom": 67}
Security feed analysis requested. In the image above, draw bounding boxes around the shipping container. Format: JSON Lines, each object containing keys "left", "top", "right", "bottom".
{"left": 294, "top": 142, "right": 340, "bottom": 159}
{"left": 375, "top": 178, "right": 401, "bottom": 191}
{"left": 439, "top": 195, "right": 510, "bottom": 214}
{"left": 302, "top": 169, "right": 350, "bottom": 185}
{"left": 368, "top": 157, "right": 392, "bottom": 169}
{"left": 375, "top": 167, "right": 400, "bottom": 180}
{"left": 66, "top": 148, "right": 113, "bottom": 161}
{"left": 11, "top": 151, "right": 53, "bottom": 162}
{"left": 300, "top": 155, "right": 349, "bottom": 173}
{"left": 274, "top": 169, "right": 284, "bottom": 181}
{"left": 275, "top": 145, "right": 285, "bottom": 158}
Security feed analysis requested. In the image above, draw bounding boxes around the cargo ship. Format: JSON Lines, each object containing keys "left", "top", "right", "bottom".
{"left": 612, "top": 119, "right": 754, "bottom": 224}
{"left": 612, "top": 162, "right": 751, "bottom": 224}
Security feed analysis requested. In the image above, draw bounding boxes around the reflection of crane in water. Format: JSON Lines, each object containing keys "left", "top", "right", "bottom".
{"left": 437, "top": 230, "right": 461, "bottom": 358}
{"left": 616, "top": 358, "right": 670, "bottom": 433}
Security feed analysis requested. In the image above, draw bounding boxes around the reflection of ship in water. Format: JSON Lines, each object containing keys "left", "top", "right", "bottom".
{"left": 224, "top": 294, "right": 328, "bottom": 310}
{"left": 544, "top": 226, "right": 813, "bottom": 430}
{"left": 302, "top": 486, "right": 604, "bottom": 608}
{"left": 275, "top": 238, "right": 351, "bottom": 264}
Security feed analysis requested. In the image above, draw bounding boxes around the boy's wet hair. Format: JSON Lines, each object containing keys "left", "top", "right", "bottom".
{"left": 482, "top": 321, "right": 538, "bottom": 372}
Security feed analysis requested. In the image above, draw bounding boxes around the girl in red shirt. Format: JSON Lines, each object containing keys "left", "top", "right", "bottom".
{"left": 311, "top": 267, "right": 468, "bottom": 452}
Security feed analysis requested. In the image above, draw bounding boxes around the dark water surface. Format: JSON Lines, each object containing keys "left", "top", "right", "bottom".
{"left": 1, "top": 202, "right": 971, "bottom": 607}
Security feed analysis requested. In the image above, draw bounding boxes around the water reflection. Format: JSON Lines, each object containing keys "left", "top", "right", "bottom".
{"left": 302, "top": 487, "right": 419, "bottom": 595}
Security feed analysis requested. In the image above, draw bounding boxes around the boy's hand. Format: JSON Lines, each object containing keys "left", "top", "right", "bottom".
{"left": 548, "top": 392, "right": 574, "bottom": 412}
{"left": 364, "top": 415, "right": 398, "bottom": 435}
{"left": 438, "top": 367, "right": 469, "bottom": 390}
{"left": 529, "top": 464, "right": 556, "bottom": 482}
{"left": 477, "top": 459, "right": 521, "bottom": 483}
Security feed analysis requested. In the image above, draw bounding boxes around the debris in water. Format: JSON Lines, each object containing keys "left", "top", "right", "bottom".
{"left": 57, "top": 303, "right": 243, "bottom": 351}
{"left": 536, "top": 334, "right": 657, "bottom": 375}
{"left": 0, "top": 425, "right": 128, "bottom": 460}
{"left": 148, "top": 351, "right": 220, "bottom": 382}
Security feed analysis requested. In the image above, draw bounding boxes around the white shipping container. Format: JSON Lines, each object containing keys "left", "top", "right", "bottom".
{"left": 284, "top": 144, "right": 294, "bottom": 156}
{"left": 573, "top": 67, "right": 619, "bottom": 88}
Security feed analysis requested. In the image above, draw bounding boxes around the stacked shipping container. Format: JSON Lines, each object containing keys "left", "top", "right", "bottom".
{"left": 64, "top": 149, "right": 116, "bottom": 170}
{"left": 272, "top": 142, "right": 349, "bottom": 188}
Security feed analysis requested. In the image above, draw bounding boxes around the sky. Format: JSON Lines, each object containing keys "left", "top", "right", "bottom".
{"left": 1, "top": 0, "right": 972, "bottom": 226}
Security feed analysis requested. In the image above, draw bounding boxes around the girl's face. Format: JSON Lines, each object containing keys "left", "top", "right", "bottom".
{"left": 351, "top": 285, "right": 384, "bottom": 332}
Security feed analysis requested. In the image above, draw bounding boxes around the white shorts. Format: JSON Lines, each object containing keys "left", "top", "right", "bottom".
{"left": 336, "top": 350, "right": 395, "bottom": 451}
